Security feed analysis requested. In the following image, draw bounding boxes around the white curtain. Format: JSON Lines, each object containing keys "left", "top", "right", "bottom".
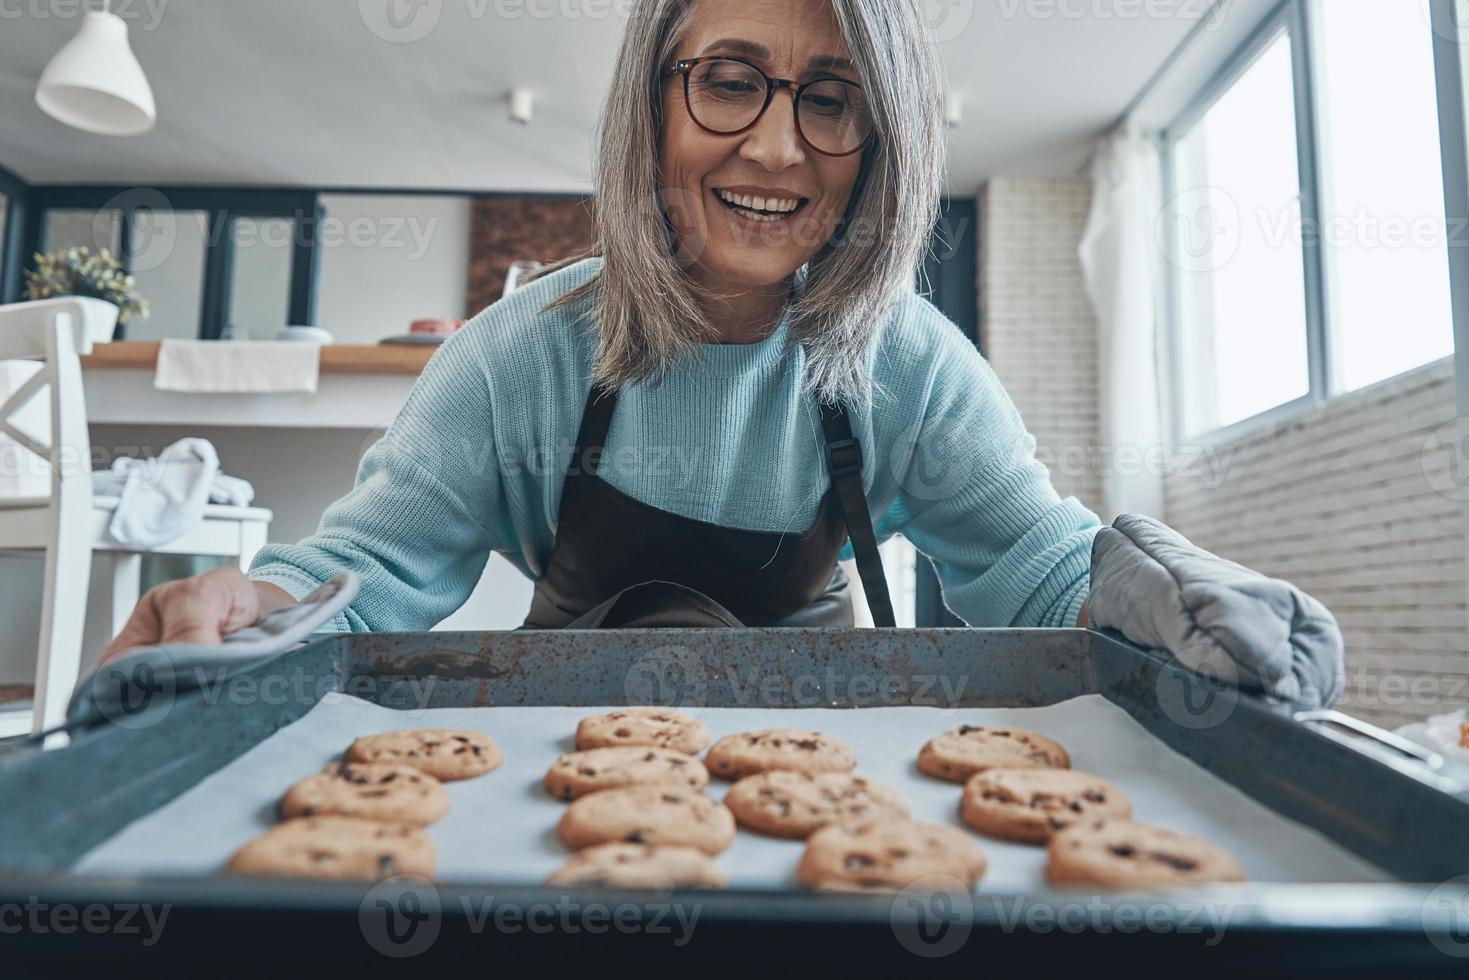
{"left": 1078, "top": 128, "right": 1167, "bottom": 523}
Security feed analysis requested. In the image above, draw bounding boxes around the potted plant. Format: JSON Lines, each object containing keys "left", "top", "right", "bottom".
{"left": 23, "top": 246, "right": 148, "bottom": 339}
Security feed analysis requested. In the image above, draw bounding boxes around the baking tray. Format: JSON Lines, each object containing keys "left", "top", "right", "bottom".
{"left": 1, "top": 627, "right": 1467, "bottom": 978}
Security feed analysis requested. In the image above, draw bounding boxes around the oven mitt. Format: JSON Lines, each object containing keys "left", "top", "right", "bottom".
{"left": 1087, "top": 514, "right": 1344, "bottom": 709}
{"left": 64, "top": 572, "right": 360, "bottom": 732}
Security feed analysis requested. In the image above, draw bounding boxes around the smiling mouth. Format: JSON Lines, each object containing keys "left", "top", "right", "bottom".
{"left": 714, "top": 188, "right": 809, "bottom": 223}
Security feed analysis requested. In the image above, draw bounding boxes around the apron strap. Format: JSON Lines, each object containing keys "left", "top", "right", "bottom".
{"left": 572, "top": 384, "right": 618, "bottom": 476}
{"left": 820, "top": 402, "right": 897, "bottom": 628}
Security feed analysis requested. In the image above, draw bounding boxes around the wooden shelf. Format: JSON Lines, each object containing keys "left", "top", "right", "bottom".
{"left": 80, "top": 341, "right": 437, "bottom": 376}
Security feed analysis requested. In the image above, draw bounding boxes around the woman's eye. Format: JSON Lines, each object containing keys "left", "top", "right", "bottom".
{"left": 804, "top": 95, "right": 848, "bottom": 117}
{"left": 707, "top": 80, "right": 758, "bottom": 97}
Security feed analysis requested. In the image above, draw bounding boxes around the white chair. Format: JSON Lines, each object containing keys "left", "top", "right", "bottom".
{"left": 0, "top": 297, "right": 272, "bottom": 738}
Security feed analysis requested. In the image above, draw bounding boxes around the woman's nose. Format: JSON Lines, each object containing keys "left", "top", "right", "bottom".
{"left": 738, "top": 89, "right": 806, "bottom": 171}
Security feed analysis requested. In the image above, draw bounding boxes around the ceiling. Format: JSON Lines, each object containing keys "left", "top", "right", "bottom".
{"left": 0, "top": 0, "right": 1275, "bottom": 196}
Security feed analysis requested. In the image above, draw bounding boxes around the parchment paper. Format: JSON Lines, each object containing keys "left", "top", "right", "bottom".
{"left": 74, "top": 694, "right": 1391, "bottom": 889}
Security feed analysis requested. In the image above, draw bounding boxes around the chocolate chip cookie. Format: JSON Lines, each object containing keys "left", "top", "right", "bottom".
{"left": 575, "top": 708, "right": 711, "bottom": 755}
{"left": 225, "top": 816, "right": 435, "bottom": 880}
{"left": 279, "top": 761, "right": 449, "bottom": 827}
{"left": 797, "top": 819, "right": 988, "bottom": 892}
{"left": 960, "top": 768, "right": 1131, "bottom": 843}
{"left": 723, "top": 771, "right": 909, "bottom": 839}
{"left": 556, "top": 784, "right": 736, "bottom": 854}
{"left": 345, "top": 729, "right": 502, "bottom": 781}
{"left": 1046, "top": 819, "right": 1247, "bottom": 889}
{"left": 917, "top": 724, "right": 1070, "bottom": 783}
{"left": 543, "top": 746, "right": 709, "bottom": 802}
{"left": 704, "top": 729, "right": 857, "bottom": 780}
{"left": 546, "top": 842, "right": 727, "bottom": 889}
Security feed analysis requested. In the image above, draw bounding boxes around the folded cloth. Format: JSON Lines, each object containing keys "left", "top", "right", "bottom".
{"left": 154, "top": 340, "right": 320, "bottom": 394}
{"left": 92, "top": 438, "right": 256, "bottom": 548}
{"left": 1087, "top": 513, "right": 1345, "bottom": 709}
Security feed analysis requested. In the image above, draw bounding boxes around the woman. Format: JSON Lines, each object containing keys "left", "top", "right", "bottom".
{"left": 98, "top": 0, "right": 1342, "bottom": 708}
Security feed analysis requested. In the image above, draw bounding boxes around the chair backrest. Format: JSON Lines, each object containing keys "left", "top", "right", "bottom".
{"left": 0, "top": 297, "right": 117, "bottom": 501}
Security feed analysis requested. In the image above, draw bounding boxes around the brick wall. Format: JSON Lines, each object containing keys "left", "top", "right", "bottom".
{"left": 465, "top": 195, "right": 597, "bottom": 316}
{"left": 979, "top": 177, "right": 1104, "bottom": 514}
{"left": 1164, "top": 359, "right": 1469, "bottom": 729}
{"left": 978, "top": 175, "right": 1466, "bottom": 730}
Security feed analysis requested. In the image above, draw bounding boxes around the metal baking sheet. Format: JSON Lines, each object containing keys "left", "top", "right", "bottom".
{"left": 74, "top": 692, "right": 1390, "bottom": 889}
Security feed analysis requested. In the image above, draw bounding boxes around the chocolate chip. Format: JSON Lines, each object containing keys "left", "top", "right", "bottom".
{"left": 843, "top": 853, "right": 875, "bottom": 869}
{"left": 958, "top": 725, "right": 979, "bottom": 735}
{"left": 661, "top": 794, "right": 683, "bottom": 804}
{"left": 1149, "top": 851, "right": 1198, "bottom": 871}
{"left": 625, "top": 831, "right": 646, "bottom": 843}
{"left": 614, "top": 728, "right": 631, "bottom": 738}
{"left": 1110, "top": 844, "right": 1136, "bottom": 859}
{"left": 794, "top": 739, "right": 820, "bottom": 751}
{"left": 378, "top": 855, "right": 396, "bottom": 876}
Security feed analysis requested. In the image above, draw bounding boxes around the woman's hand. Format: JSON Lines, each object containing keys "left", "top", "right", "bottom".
{"left": 99, "top": 567, "right": 297, "bottom": 665}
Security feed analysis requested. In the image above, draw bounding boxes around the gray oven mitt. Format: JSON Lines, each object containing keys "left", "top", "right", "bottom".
{"left": 1087, "top": 514, "right": 1344, "bottom": 709}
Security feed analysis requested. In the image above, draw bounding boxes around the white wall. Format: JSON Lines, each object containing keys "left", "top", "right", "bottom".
{"left": 315, "top": 194, "right": 472, "bottom": 343}
{"left": 979, "top": 177, "right": 1104, "bottom": 514}
{"left": 977, "top": 175, "right": 1469, "bottom": 731}
{"left": 1164, "top": 360, "right": 1469, "bottom": 730}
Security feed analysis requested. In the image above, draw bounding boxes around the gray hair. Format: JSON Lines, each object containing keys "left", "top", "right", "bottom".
{"left": 538, "top": 0, "right": 946, "bottom": 406}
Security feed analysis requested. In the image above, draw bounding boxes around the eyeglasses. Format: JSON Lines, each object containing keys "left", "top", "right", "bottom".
{"left": 664, "top": 56, "right": 876, "bottom": 158}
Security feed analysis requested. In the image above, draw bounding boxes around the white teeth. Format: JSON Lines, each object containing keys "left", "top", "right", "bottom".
{"left": 716, "top": 189, "right": 801, "bottom": 215}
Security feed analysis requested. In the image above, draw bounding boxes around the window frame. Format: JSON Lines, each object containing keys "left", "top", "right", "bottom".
{"left": 1159, "top": 0, "right": 1460, "bottom": 446}
{"left": 18, "top": 186, "right": 321, "bottom": 340}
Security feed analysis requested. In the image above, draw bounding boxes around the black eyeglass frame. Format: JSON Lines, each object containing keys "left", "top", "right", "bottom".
{"left": 663, "top": 56, "right": 877, "bottom": 158}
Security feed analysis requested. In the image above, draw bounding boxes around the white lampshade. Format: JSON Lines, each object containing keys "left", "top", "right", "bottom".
{"left": 35, "top": 10, "right": 156, "bottom": 136}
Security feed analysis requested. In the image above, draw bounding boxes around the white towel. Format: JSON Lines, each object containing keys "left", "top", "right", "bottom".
{"left": 92, "top": 438, "right": 256, "bottom": 548}
{"left": 154, "top": 340, "right": 320, "bottom": 394}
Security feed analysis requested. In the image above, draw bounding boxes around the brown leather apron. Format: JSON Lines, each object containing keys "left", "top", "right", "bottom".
{"left": 522, "top": 384, "right": 895, "bottom": 629}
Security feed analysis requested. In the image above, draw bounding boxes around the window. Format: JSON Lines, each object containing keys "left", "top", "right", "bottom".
{"left": 1315, "top": 0, "right": 1453, "bottom": 393}
{"left": 126, "top": 209, "right": 209, "bottom": 341}
{"left": 43, "top": 208, "right": 122, "bottom": 255}
{"left": 1169, "top": 32, "right": 1309, "bottom": 436}
{"left": 1164, "top": 0, "right": 1460, "bottom": 438}
{"left": 225, "top": 216, "right": 295, "bottom": 340}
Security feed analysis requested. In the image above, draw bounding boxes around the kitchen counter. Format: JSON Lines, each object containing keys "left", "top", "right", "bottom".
{"left": 80, "top": 340, "right": 436, "bottom": 375}
{"left": 78, "top": 341, "right": 435, "bottom": 428}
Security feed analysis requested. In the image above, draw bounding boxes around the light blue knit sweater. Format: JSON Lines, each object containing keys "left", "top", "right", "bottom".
{"left": 249, "top": 256, "right": 1100, "bottom": 631}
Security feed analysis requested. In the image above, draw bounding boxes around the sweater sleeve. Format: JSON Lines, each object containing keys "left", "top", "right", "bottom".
{"left": 884, "top": 319, "right": 1100, "bottom": 629}
{"left": 248, "top": 325, "right": 514, "bottom": 632}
